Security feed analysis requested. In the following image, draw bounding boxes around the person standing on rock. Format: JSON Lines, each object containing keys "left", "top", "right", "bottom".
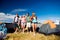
{"left": 25, "top": 13, "right": 31, "bottom": 33}
{"left": 14, "top": 13, "right": 19, "bottom": 33}
{"left": 31, "top": 12, "right": 37, "bottom": 35}
{"left": 21, "top": 15, "right": 26, "bottom": 34}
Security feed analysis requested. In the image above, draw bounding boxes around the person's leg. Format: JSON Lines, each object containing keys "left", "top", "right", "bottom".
{"left": 29, "top": 22, "right": 31, "bottom": 33}
{"left": 32, "top": 23, "right": 36, "bottom": 36}
{"left": 23, "top": 23, "right": 26, "bottom": 34}
{"left": 23, "top": 27, "right": 24, "bottom": 34}
{"left": 15, "top": 27, "right": 18, "bottom": 32}
{"left": 16, "top": 23, "right": 19, "bottom": 32}
{"left": 21, "top": 23, "right": 23, "bottom": 32}
{"left": 21, "top": 23, "right": 24, "bottom": 33}
{"left": 25, "top": 22, "right": 28, "bottom": 31}
{"left": 18, "top": 25, "right": 20, "bottom": 32}
{"left": 17, "top": 24, "right": 20, "bottom": 32}
{"left": 35, "top": 23, "right": 37, "bottom": 32}
{"left": 28, "top": 27, "right": 31, "bottom": 33}
{"left": 32, "top": 23, "right": 34, "bottom": 32}
{"left": 27, "top": 22, "right": 30, "bottom": 32}
{"left": 21, "top": 25, "right": 24, "bottom": 33}
{"left": 19, "top": 21, "right": 21, "bottom": 32}
{"left": 14, "top": 23, "right": 18, "bottom": 33}
{"left": 14, "top": 23, "right": 16, "bottom": 32}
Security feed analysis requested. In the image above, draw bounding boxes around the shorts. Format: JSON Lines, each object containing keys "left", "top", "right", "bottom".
{"left": 21, "top": 22, "right": 26, "bottom": 28}
{"left": 14, "top": 23, "right": 19, "bottom": 28}
{"left": 32, "top": 22, "right": 37, "bottom": 24}
{"left": 26, "top": 22, "right": 31, "bottom": 27}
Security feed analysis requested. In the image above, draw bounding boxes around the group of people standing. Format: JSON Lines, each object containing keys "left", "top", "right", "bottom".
{"left": 14, "top": 12, "right": 37, "bottom": 35}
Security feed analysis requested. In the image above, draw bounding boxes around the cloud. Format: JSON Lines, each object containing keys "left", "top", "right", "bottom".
{"left": 10, "top": 9, "right": 27, "bottom": 13}
{"left": 0, "top": 12, "right": 60, "bottom": 24}
{"left": 0, "top": 8, "right": 27, "bottom": 23}
{"left": 38, "top": 17, "right": 60, "bottom": 24}
{"left": 0, "top": 12, "right": 15, "bottom": 23}
{"left": 0, "top": 13, "right": 5, "bottom": 15}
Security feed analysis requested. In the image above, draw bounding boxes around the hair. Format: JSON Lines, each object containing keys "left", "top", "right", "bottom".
{"left": 16, "top": 13, "right": 19, "bottom": 18}
{"left": 16, "top": 13, "right": 18, "bottom": 15}
{"left": 32, "top": 12, "right": 35, "bottom": 16}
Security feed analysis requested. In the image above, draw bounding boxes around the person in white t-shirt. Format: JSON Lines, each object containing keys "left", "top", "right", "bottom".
{"left": 14, "top": 13, "right": 19, "bottom": 33}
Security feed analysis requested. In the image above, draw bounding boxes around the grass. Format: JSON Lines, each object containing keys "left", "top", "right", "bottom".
{"left": 5, "top": 32, "right": 60, "bottom": 40}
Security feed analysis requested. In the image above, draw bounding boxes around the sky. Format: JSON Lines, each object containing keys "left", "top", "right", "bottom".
{"left": 0, "top": 0, "right": 60, "bottom": 23}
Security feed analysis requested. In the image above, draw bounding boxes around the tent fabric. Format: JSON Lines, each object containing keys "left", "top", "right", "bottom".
{"left": 38, "top": 24, "right": 56, "bottom": 34}
{"left": 43, "top": 20, "right": 56, "bottom": 29}
{"left": 55, "top": 25, "right": 60, "bottom": 32}
{"left": 38, "top": 23, "right": 60, "bottom": 34}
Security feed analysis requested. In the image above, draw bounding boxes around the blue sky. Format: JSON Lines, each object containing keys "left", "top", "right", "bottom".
{"left": 0, "top": 0, "right": 60, "bottom": 23}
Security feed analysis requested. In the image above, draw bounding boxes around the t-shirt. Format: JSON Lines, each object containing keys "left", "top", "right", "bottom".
{"left": 32, "top": 17, "right": 37, "bottom": 23}
{"left": 21, "top": 17, "right": 26, "bottom": 23}
{"left": 14, "top": 16, "right": 19, "bottom": 23}
{"left": 26, "top": 16, "right": 31, "bottom": 22}
{"left": 31, "top": 16, "right": 37, "bottom": 23}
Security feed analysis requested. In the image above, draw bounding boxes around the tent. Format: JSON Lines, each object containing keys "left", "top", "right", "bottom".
{"left": 55, "top": 25, "right": 60, "bottom": 35}
{"left": 38, "top": 24, "right": 56, "bottom": 34}
{"left": 38, "top": 20, "right": 60, "bottom": 34}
